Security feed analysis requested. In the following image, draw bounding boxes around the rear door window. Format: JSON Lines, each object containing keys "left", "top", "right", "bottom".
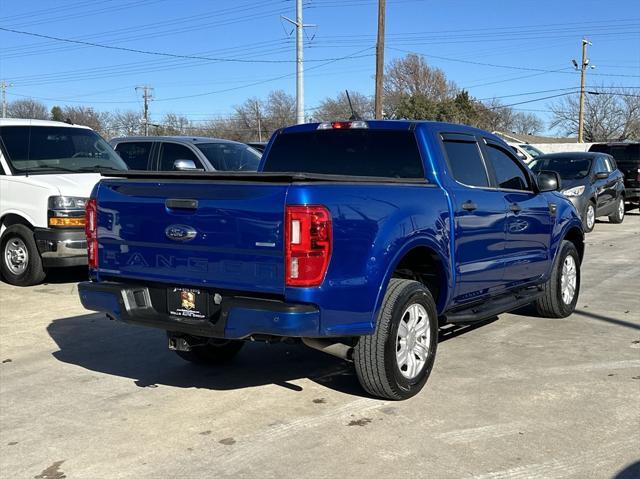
{"left": 442, "top": 139, "right": 490, "bottom": 187}
{"left": 263, "top": 129, "right": 424, "bottom": 178}
{"left": 159, "top": 143, "right": 203, "bottom": 171}
{"left": 114, "top": 142, "right": 153, "bottom": 170}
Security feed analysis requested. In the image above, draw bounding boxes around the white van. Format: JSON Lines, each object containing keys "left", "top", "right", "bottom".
{"left": 0, "top": 119, "right": 127, "bottom": 286}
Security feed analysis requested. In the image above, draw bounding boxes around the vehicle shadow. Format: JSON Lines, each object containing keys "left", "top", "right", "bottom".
{"left": 47, "top": 313, "right": 496, "bottom": 398}
{"left": 43, "top": 266, "right": 88, "bottom": 284}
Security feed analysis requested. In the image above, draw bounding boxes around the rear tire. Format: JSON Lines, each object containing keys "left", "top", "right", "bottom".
{"left": 583, "top": 201, "right": 596, "bottom": 233}
{"left": 354, "top": 279, "right": 438, "bottom": 400}
{"left": 172, "top": 337, "right": 244, "bottom": 364}
{"left": 0, "top": 224, "right": 46, "bottom": 286}
{"left": 535, "top": 240, "right": 580, "bottom": 318}
{"left": 608, "top": 196, "right": 625, "bottom": 224}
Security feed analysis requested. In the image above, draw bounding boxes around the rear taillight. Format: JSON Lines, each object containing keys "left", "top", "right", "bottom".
{"left": 285, "top": 205, "right": 332, "bottom": 287}
{"left": 85, "top": 199, "right": 98, "bottom": 269}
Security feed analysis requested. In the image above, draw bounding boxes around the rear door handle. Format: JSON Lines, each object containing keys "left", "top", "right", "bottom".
{"left": 509, "top": 202, "right": 522, "bottom": 213}
{"left": 462, "top": 201, "right": 478, "bottom": 211}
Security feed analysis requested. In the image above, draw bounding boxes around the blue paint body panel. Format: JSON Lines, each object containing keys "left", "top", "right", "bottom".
{"left": 81, "top": 121, "right": 583, "bottom": 339}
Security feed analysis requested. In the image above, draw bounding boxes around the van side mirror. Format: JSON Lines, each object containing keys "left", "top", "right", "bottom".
{"left": 594, "top": 171, "right": 609, "bottom": 180}
{"left": 537, "top": 171, "right": 561, "bottom": 192}
{"left": 173, "top": 159, "right": 198, "bottom": 171}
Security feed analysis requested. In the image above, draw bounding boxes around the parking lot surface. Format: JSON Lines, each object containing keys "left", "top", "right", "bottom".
{"left": 1, "top": 215, "right": 639, "bottom": 479}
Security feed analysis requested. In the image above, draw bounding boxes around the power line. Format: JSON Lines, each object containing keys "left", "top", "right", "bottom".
{"left": 0, "top": 26, "right": 375, "bottom": 64}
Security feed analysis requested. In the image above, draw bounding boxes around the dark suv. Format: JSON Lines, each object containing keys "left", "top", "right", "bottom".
{"left": 529, "top": 152, "right": 625, "bottom": 232}
{"left": 589, "top": 142, "right": 639, "bottom": 210}
{"left": 110, "top": 136, "right": 261, "bottom": 172}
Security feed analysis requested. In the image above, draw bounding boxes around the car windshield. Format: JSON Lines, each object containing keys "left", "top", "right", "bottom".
{"left": 520, "top": 144, "right": 543, "bottom": 157}
{"left": 529, "top": 157, "right": 592, "bottom": 179}
{"left": 0, "top": 125, "right": 127, "bottom": 174}
{"left": 195, "top": 142, "right": 261, "bottom": 171}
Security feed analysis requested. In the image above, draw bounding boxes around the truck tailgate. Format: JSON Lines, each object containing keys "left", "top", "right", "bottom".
{"left": 96, "top": 180, "right": 288, "bottom": 295}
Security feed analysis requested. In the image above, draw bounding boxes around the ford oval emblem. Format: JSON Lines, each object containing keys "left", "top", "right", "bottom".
{"left": 165, "top": 224, "right": 197, "bottom": 242}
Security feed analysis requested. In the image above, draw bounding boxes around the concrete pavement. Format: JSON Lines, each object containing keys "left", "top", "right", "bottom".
{"left": 1, "top": 214, "right": 639, "bottom": 479}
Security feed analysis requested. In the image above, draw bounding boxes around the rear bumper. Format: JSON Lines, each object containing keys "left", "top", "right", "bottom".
{"left": 34, "top": 228, "right": 87, "bottom": 267}
{"left": 78, "top": 281, "right": 320, "bottom": 339}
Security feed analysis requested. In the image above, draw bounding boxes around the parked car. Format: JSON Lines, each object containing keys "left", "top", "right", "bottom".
{"left": 110, "top": 136, "right": 261, "bottom": 172}
{"left": 507, "top": 142, "right": 543, "bottom": 163}
{"left": 588, "top": 142, "right": 640, "bottom": 210}
{"left": 79, "top": 120, "right": 584, "bottom": 400}
{"left": 529, "top": 152, "right": 625, "bottom": 232}
{"left": 245, "top": 141, "right": 267, "bottom": 153}
{"left": 0, "top": 119, "right": 127, "bottom": 286}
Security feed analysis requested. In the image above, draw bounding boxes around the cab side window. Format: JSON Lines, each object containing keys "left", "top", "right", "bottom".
{"left": 115, "top": 142, "right": 152, "bottom": 170}
{"left": 442, "top": 138, "right": 490, "bottom": 187}
{"left": 485, "top": 144, "right": 531, "bottom": 191}
{"left": 159, "top": 143, "right": 203, "bottom": 171}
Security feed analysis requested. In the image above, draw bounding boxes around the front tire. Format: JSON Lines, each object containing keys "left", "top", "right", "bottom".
{"left": 0, "top": 224, "right": 46, "bottom": 286}
{"left": 535, "top": 240, "right": 580, "bottom": 318}
{"left": 354, "top": 279, "right": 438, "bottom": 400}
{"left": 583, "top": 201, "right": 596, "bottom": 233}
{"left": 172, "top": 337, "right": 244, "bottom": 364}
{"left": 608, "top": 196, "right": 625, "bottom": 224}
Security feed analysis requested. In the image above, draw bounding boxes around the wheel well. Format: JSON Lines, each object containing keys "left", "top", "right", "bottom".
{"left": 1, "top": 214, "right": 33, "bottom": 233}
{"left": 391, "top": 246, "right": 446, "bottom": 308}
{"left": 564, "top": 227, "right": 585, "bottom": 263}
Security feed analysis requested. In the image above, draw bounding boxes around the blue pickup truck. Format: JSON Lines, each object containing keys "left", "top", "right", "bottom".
{"left": 78, "top": 120, "right": 584, "bottom": 400}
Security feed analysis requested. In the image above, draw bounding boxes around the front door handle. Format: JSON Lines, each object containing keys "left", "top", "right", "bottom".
{"left": 509, "top": 202, "right": 522, "bottom": 213}
{"left": 462, "top": 201, "right": 478, "bottom": 211}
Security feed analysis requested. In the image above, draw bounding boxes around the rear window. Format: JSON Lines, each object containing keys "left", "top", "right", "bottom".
{"left": 263, "top": 130, "right": 424, "bottom": 178}
{"left": 589, "top": 143, "right": 639, "bottom": 165}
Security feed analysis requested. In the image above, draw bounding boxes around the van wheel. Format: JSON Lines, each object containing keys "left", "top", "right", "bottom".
{"left": 354, "top": 279, "right": 438, "bottom": 400}
{"left": 535, "top": 241, "right": 580, "bottom": 318}
{"left": 608, "top": 197, "right": 625, "bottom": 224}
{"left": 0, "top": 225, "right": 46, "bottom": 286}
{"left": 172, "top": 337, "right": 244, "bottom": 364}
{"left": 583, "top": 201, "right": 596, "bottom": 233}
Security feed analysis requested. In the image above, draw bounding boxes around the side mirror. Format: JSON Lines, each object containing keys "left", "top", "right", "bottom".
{"left": 173, "top": 159, "right": 197, "bottom": 171}
{"left": 537, "top": 171, "right": 561, "bottom": 192}
{"left": 594, "top": 171, "right": 609, "bottom": 180}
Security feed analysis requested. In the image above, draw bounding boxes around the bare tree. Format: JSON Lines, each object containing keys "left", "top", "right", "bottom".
{"left": 511, "top": 112, "right": 544, "bottom": 135}
{"left": 383, "top": 54, "right": 458, "bottom": 118}
{"left": 7, "top": 99, "right": 49, "bottom": 119}
{"left": 264, "top": 90, "right": 296, "bottom": 130}
{"left": 110, "top": 110, "right": 142, "bottom": 137}
{"left": 549, "top": 89, "right": 639, "bottom": 141}
{"left": 61, "top": 106, "right": 111, "bottom": 137}
{"left": 313, "top": 91, "right": 374, "bottom": 121}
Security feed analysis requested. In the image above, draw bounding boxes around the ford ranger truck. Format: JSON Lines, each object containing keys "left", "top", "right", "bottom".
{"left": 78, "top": 120, "right": 584, "bottom": 400}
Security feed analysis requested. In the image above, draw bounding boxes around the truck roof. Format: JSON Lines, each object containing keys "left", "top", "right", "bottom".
{"left": 280, "top": 120, "right": 506, "bottom": 142}
{"left": 110, "top": 135, "right": 247, "bottom": 146}
{"left": 0, "top": 118, "right": 92, "bottom": 129}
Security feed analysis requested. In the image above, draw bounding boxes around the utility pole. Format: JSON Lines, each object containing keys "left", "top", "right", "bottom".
{"left": 1, "top": 80, "right": 13, "bottom": 118}
{"left": 282, "top": 1, "right": 314, "bottom": 124}
{"left": 374, "top": 0, "right": 386, "bottom": 119}
{"left": 136, "top": 85, "right": 153, "bottom": 136}
{"left": 574, "top": 38, "right": 592, "bottom": 143}
{"left": 255, "top": 101, "right": 262, "bottom": 142}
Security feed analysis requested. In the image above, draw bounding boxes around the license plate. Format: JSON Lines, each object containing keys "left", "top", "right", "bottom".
{"left": 167, "top": 287, "right": 208, "bottom": 319}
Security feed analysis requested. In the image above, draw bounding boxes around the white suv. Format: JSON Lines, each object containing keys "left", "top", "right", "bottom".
{"left": 0, "top": 119, "right": 127, "bottom": 286}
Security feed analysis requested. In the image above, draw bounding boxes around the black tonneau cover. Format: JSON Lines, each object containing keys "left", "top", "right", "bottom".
{"left": 102, "top": 170, "right": 428, "bottom": 184}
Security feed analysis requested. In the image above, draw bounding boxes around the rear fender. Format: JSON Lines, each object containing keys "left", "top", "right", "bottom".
{"left": 372, "top": 235, "right": 453, "bottom": 326}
